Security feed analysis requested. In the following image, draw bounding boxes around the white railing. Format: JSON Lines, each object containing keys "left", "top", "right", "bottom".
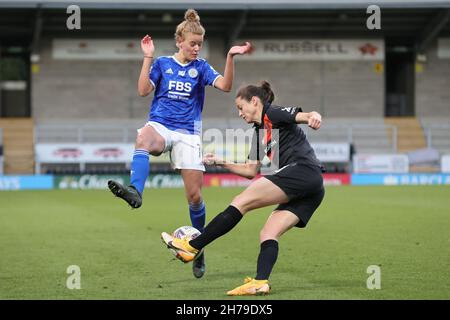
{"left": 35, "top": 121, "right": 399, "bottom": 153}
{"left": 304, "top": 123, "right": 398, "bottom": 153}
{"left": 424, "top": 124, "right": 450, "bottom": 152}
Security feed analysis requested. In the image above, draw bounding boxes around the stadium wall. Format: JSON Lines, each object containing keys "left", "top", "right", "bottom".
{"left": 32, "top": 37, "right": 384, "bottom": 120}
{"left": 34, "top": 37, "right": 450, "bottom": 120}
{"left": 232, "top": 59, "right": 384, "bottom": 118}
{"left": 416, "top": 40, "right": 450, "bottom": 117}
{"left": 32, "top": 38, "right": 149, "bottom": 119}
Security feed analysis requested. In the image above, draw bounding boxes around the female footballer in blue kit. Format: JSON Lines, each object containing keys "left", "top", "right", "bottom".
{"left": 162, "top": 81, "right": 325, "bottom": 295}
{"left": 107, "top": 9, "right": 252, "bottom": 278}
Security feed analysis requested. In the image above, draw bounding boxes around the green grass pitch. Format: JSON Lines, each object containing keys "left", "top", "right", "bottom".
{"left": 0, "top": 186, "right": 449, "bottom": 300}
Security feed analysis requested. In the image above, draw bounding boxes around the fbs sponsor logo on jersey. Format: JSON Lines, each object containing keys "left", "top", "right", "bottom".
{"left": 168, "top": 80, "right": 192, "bottom": 93}
{"left": 168, "top": 80, "right": 192, "bottom": 100}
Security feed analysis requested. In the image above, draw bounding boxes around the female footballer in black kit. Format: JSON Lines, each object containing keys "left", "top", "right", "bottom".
{"left": 162, "top": 81, "right": 325, "bottom": 296}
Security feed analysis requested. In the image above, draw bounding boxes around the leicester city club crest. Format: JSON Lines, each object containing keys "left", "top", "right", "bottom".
{"left": 188, "top": 68, "right": 198, "bottom": 78}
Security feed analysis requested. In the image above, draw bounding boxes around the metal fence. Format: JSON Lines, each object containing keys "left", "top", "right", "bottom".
{"left": 305, "top": 123, "right": 398, "bottom": 153}
{"left": 424, "top": 124, "right": 450, "bottom": 153}
{"left": 35, "top": 120, "right": 399, "bottom": 153}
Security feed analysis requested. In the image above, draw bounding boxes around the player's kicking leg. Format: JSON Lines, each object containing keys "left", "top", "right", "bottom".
{"left": 161, "top": 231, "right": 202, "bottom": 263}
{"left": 160, "top": 204, "right": 244, "bottom": 263}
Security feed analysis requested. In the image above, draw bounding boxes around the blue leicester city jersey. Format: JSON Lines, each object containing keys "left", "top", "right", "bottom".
{"left": 148, "top": 56, "right": 221, "bottom": 135}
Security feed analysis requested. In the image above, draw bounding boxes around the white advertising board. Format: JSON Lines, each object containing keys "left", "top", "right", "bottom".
{"left": 353, "top": 154, "right": 409, "bottom": 173}
{"left": 53, "top": 39, "right": 209, "bottom": 60}
{"left": 441, "top": 154, "right": 450, "bottom": 173}
{"left": 36, "top": 144, "right": 134, "bottom": 163}
{"left": 311, "top": 143, "right": 350, "bottom": 162}
{"left": 237, "top": 39, "right": 384, "bottom": 61}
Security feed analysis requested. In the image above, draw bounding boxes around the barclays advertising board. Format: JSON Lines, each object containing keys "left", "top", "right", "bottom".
{"left": 352, "top": 174, "right": 450, "bottom": 185}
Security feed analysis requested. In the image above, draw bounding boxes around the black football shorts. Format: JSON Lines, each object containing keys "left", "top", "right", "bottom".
{"left": 264, "top": 163, "right": 325, "bottom": 228}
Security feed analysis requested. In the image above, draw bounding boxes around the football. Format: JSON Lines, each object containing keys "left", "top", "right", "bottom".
{"left": 172, "top": 226, "right": 201, "bottom": 241}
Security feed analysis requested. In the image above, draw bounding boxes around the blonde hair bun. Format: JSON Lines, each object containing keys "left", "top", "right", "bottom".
{"left": 184, "top": 9, "right": 200, "bottom": 22}
{"left": 174, "top": 8, "right": 205, "bottom": 41}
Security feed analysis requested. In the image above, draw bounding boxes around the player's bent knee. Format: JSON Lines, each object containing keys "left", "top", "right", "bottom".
{"left": 186, "top": 191, "right": 202, "bottom": 204}
{"left": 135, "top": 134, "right": 149, "bottom": 149}
{"left": 135, "top": 135, "right": 164, "bottom": 154}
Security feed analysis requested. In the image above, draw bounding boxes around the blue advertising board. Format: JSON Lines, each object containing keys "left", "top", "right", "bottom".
{"left": 0, "top": 175, "right": 54, "bottom": 190}
{"left": 352, "top": 174, "right": 450, "bottom": 185}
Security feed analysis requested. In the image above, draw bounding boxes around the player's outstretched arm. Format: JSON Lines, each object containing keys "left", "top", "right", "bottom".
{"left": 295, "top": 111, "right": 322, "bottom": 130}
{"left": 214, "top": 42, "right": 253, "bottom": 92}
{"left": 203, "top": 153, "right": 260, "bottom": 179}
{"left": 138, "top": 34, "right": 155, "bottom": 97}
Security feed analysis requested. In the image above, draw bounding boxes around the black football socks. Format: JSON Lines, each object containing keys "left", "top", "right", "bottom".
{"left": 189, "top": 205, "right": 243, "bottom": 250}
{"left": 255, "top": 239, "right": 279, "bottom": 280}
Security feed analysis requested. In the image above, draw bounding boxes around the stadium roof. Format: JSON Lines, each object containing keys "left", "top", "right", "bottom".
{"left": 1, "top": 0, "right": 450, "bottom": 54}
{"left": 1, "top": 0, "right": 450, "bottom": 9}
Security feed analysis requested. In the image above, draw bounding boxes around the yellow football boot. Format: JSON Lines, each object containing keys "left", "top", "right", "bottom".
{"left": 161, "top": 232, "right": 201, "bottom": 263}
{"left": 226, "top": 277, "right": 271, "bottom": 296}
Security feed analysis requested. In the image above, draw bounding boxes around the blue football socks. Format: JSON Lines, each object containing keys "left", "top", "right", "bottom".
{"left": 189, "top": 200, "right": 206, "bottom": 233}
{"left": 130, "top": 149, "right": 150, "bottom": 195}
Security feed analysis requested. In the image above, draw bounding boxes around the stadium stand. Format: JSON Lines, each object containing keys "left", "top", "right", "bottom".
{"left": 384, "top": 117, "right": 427, "bottom": 152}
{"left": 0, "top": 119, "right": 34, "bottom": 174}
{"left": 2, "top": 1, "right": 450, "bottom": 175}
{"left": 36, "top": 118, "right": 396, "bottom": 151}
{"left": 33, "top": 117, "right": 444, "bottom": 156}
{"left": 34, "top": 117, "right": 397, "bottom": 174}
{"left": 304, "top": 118, "right": 397, "bottom": 154}
{"left": 35, "top": 116, "right": 450, "bottom": 174}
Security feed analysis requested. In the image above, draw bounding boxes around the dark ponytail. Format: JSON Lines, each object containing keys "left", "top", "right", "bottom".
{"left": 236, "top": 80, "right": 275, "bottom": 105}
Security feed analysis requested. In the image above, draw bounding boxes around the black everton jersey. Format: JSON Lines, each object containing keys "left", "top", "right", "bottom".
{"left": 248, "top": 103, "right": 322, "bottom": 169}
